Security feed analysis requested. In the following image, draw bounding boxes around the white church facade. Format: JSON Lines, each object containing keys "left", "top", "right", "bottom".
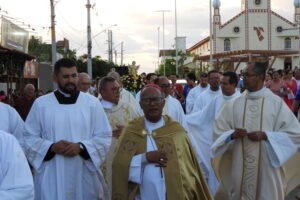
{"left": 190, "top": 0, "right": 300, "bottom": 71}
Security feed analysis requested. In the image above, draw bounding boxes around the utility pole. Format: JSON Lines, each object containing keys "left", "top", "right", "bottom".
{"left": 175, "top": 0, "right": 178, "bottom": 75}
{"left": 50, "top": 0, "right": 57, "bottom": 72}
{"left": 156, "top": 10, "right": 170, "bottom": 76}
{"left": 157, "top": 27, "right": 160, "bottom": 70}
{"left": 114, "top": 49, "right": 117, "bottom": 64}
{"left": 86, "top": 0, "right": 92, "bottom": 78}
{"left": 209, "top": 0, "right": 213, "bottom": 69}
{"left": 50, "top": 0, "right": 57, "bottom": 89}
{"left": 121, "top": 41, "right": 124, "bottom": 66}
{"left": 108, "top": 30, "right": 113, "bottom": 63}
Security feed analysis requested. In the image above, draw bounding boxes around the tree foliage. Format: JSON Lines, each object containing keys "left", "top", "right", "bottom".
{"left": 28, "top": 36, "right": 118, "bottom": 79}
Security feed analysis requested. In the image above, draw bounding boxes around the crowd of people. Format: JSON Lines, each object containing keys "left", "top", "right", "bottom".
{"left": 1, "top": 58, "right": 300, "bottom": 200}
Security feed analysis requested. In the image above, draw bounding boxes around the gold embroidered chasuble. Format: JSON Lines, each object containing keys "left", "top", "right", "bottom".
{"left": 102, "top": 101, "right": 140, "bottom": 193}
{"left": 212, "top": 88, "right": 300, "bottom": 200}
{"left": 112, "top": 115, "right": 213, "bottom": 200}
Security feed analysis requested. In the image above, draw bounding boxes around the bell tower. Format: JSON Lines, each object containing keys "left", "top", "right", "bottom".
{"left": 241, "top": 0, "right": 271, "bottom": 10}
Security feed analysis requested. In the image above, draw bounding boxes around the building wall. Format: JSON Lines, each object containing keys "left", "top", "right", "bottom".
{"left": 213, "top": 0, "right": 299, "bottom": 70}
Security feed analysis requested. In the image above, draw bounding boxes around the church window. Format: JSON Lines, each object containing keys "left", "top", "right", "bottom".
{"left": 285, "top": 37, "right": 291, "bottom": 49}
{"left": 224, "top": 38, "right": 231, "bottom": 51}
{"left": 255, "top": 0, "right": 261, "bottom": 5}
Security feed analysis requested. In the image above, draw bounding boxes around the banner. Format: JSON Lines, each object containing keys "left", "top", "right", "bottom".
{"left": 24, "top": 60, "right": 39, "bottom": 79}
{"left": 1, "top": 17, "right": 29, "bottom": 53}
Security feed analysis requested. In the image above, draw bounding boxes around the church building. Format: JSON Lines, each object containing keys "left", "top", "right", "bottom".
{"left": 190, "top": 0, "right": 300, "bottom": 71}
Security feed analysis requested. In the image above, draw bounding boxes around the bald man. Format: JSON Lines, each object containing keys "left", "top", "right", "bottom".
{"left": 78, "top": 72, "right": 92, "bottom": 93}
{"left": 112, "top": 85, "right": 212, "bottom": 200}
{"left": 14, "top": 84, "right": 36, "bottom": 121}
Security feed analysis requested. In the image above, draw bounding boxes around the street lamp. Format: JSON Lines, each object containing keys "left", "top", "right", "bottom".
{"left": 156, "top": 10, "right": 171, "bottom": 76}
{"left": 175, "top": 0, "right": 178, "bottom": 75}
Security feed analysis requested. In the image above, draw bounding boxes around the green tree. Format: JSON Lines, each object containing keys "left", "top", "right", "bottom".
{"left": 76, "top": 54, "right": 117, "bottom": 79}
{"left": 28, "top": 36, "right": 52, "bottom": 62}
{"left": 156, "top": 58, "right": 176, "bottom": 76}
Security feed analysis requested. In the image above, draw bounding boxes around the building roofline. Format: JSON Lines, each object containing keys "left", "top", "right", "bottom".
{"left": 188, "top": 36, "right": 210, "bottom": 52}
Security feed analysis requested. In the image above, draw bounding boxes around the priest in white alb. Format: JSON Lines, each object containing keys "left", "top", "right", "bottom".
{"left": 184, "top": 71, "right": 240, "bottom": 194}
{"left": 24, "top": 58, "right": 112, "bottom": 200}
{"left": 99, "top": 76, "right": 140, "bottom": 192}
{"left": 0, "top": 130, "right": 34, "bottom": 200}
{"left": 154, "top": 76, "right": 185, "bottom": 125}
{"left": 192, "top": 70, "right": 221, "bottom": 113}
{"left": 0, "top": 102, "right": 24, "bottom": 148}
{"left": 185, "top": 72, "right": 209, "bottom": 114}
{"left": 211, "top": 62, "right": 300, "bottom": 200}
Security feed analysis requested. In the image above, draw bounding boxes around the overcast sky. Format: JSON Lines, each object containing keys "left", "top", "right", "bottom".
{"left": 0, "top": 0, "right": 295, "bottom": 73}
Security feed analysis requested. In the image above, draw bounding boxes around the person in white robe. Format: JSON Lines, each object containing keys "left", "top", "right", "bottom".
{"left": 184, "top": 71, "right": 240, "bottom": 194}
{"left": 99, "top": 76, "right": 140, "bottom": 192}
{"left": 154, "top": 76, "right": 185, "bottom": 125}
{"left": 111, "top": 85, "right": 213, "bottom": 200}
{"left": 23, "top": 58, "right": 112, "bottom": 200}
{"left": 0, "top": 102, "right": 24, "bottom": 147}
{"left": 0, "top": 130, "right": 34, "bottom": 200}
{"left": 192, "top": 70, "right": 221, "bottom": 113}
{"left": 211, "top": 62, "right": 300, "bottom": 200}
{"left": 186, "top": 72, "right": 209, "bottom": 114}
{"left": 106, "top": 71, "right": 140, "bottom": 110}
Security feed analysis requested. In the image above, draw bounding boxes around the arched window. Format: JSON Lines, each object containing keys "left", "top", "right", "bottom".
{"left": 224, "top": 38, "right": 231, "bottom": 51}
{"left": 285, "top": 37, "right": 291, "bottom": 49}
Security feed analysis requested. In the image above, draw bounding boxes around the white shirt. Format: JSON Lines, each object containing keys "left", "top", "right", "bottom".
{"left": 129, "top": 118, "right": 166, "bottom": 200}
{"left": 186, "top": 85, "right": 209, "bottom": 114}
{"left": 192, "top": 88, "right": 221, "bottom": 113}
{"left": 0, "top": 130, "right": 34, "bottom": 200}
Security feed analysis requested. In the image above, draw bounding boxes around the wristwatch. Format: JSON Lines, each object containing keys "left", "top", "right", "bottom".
{"left": 78, "top": 143, "right": 84, "bottom": 152}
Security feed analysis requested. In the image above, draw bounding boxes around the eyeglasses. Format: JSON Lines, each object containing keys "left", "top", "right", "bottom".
{"left": 141, "top": 97, "right": 164, "bottom": 104}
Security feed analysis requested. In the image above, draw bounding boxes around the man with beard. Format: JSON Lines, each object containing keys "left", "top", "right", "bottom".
{"left": 23, "top": 58, "right": 112, "bottom": 200}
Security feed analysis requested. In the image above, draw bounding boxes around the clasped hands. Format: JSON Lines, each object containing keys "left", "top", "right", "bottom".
{"left": 231, "top": 128, "right": 267, "bottom": 141}
{"left": 50, "top": 140, "right": 81, "bottom": 157}
{"left": 146, "top": 151, "right": 168, "bottom": 167}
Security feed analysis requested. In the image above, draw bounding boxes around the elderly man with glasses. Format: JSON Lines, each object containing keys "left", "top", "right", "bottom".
{"left": 112, "top": 84, "right": 213, "bottom": 200}
{"left": 98, "top": 76, "right": 140, "bottom": 194}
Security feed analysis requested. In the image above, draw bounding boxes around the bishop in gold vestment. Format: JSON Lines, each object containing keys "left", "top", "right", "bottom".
{"left": 112, "top": 84, "right": 212, "bottom": 200}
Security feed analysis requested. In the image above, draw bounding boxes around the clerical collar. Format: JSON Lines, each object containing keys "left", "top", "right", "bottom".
{"left": 58, "top": 89, "right": 71, "bottom": 97}
{"left": 54, "top": 90, "right": 80, "bottom": 104}
{"left": 144, "top": 117, "right": 165, "bottom": 134}
{"left": 100, "top": 99, "right": 117, "bottom": 109}
{"left": 246, "top": 87, "right": 266, "bottom": 99}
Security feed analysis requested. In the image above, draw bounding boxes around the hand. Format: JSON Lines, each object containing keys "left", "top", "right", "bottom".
{"left": 51, "top": 140, "right": 71, "bottom": 154}
{"left": 112, "top": 125, "right": 125, "bottom": 139}
{"left": 62, "top": 143, "right": 81, "bottom": 157}
{"left": 231, "top": 128, "right": 247, "bottom": 140}
{"left": 146, "top": 151, "right": 168, "bottom": 167}
{"left": 247, "top": 131, "right": 267, "bottom": 142}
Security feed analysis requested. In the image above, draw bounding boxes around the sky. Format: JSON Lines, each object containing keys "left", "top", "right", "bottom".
{"left": 0, "top": 0, "right": 295, "bottom": 74}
